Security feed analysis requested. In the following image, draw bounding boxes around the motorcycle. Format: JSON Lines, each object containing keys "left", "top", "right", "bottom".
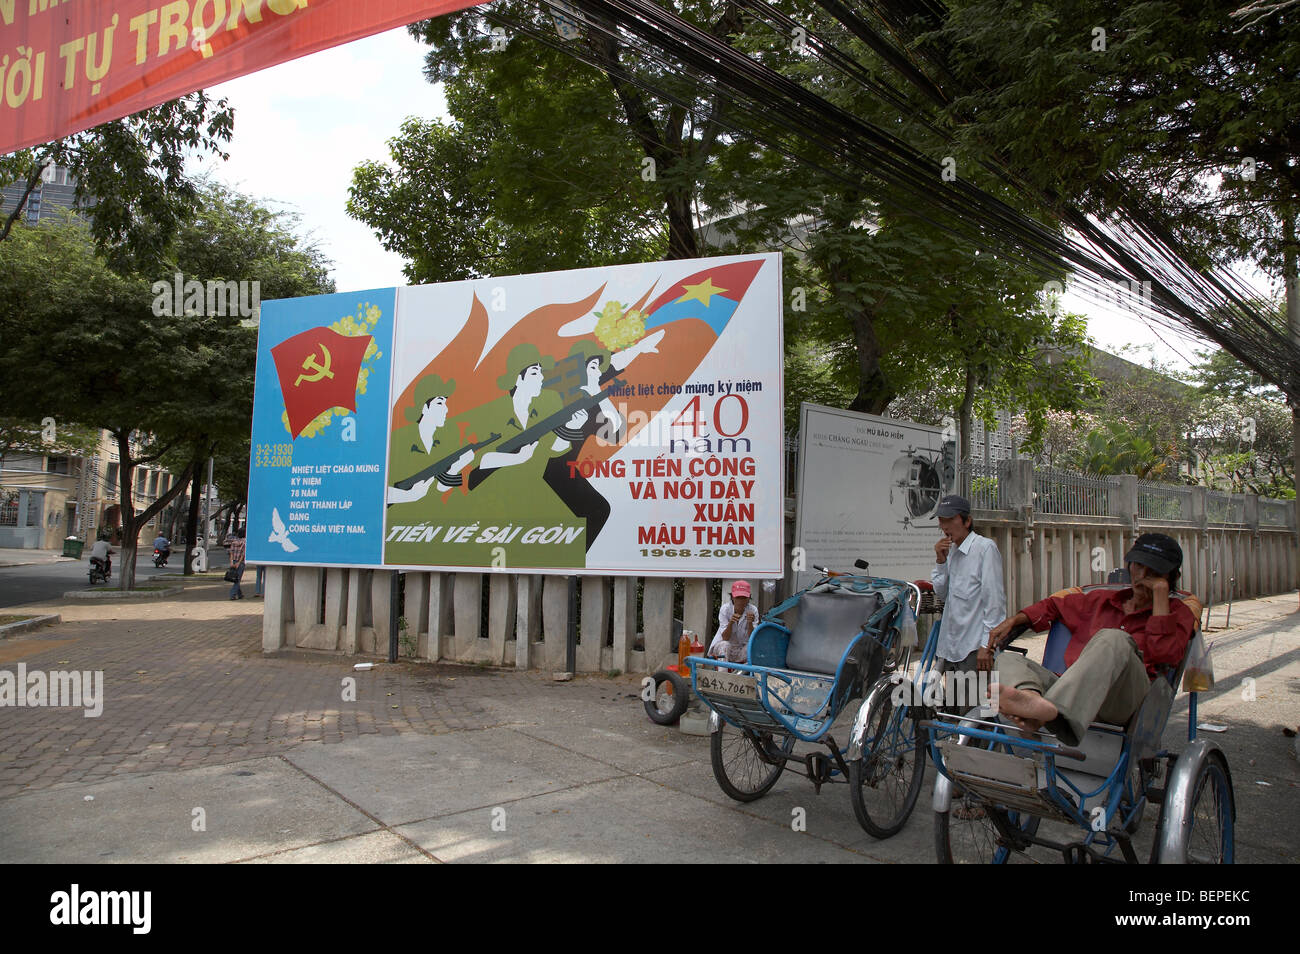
{"left": 88, "top": 556, "right": 111, "bottom": 585}
{"left": 153, "top": 547, "right": 171, "bottom": 568}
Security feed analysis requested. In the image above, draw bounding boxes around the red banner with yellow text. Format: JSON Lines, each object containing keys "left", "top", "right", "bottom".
{"left": 0, "top": 0, "right": 483, "bottom": 155}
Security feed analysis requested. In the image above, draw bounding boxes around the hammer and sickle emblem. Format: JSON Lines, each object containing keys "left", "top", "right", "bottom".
{"left": 294, "top": 344, "right": 334, "bottom": 387}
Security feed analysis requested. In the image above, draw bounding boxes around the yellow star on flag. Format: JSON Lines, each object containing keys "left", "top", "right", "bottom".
{"left": 675, "top": 277, "right": 728, "bottom": 307}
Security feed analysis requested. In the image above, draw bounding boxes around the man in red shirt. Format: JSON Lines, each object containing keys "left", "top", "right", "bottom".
{"left": 986, "top": 533, "right": 1197, "bottom": 746}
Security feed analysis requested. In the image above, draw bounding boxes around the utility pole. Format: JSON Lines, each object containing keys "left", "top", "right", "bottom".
{"left": 1285, "top": 208, "right": 1300, "bottom": 597}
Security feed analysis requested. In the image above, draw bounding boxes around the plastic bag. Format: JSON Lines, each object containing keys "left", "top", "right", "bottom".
{"left": 1182, "top": 632, "right": 1214, "bottom": 692}
{"left": 896, "top": 602, "right": 919, "bottom": 651}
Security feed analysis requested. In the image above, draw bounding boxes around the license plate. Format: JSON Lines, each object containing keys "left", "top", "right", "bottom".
{"left": 697, "top": 670, "right": 758, "bottom": 700}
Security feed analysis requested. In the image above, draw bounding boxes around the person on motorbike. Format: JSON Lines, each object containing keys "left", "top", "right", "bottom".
{"left": 153, "top": 533, "right": 171, "bottom": 564}
{"left": 89, "top": 534, "right": 114, "bottom": 578}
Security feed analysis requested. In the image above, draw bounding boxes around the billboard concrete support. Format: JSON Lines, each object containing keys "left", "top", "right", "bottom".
{"left": 489, "top": 573, "right": 516, "bottom": 665}
{"left": 611, "top": 577, "right": 636, "bottom": 674}
{"left": 542, "top": 575, "right": 570, "bottom": 671}
{"left": 642, "top": 578, "right": 675, "bottom": 671}
{"left": 262, "top": 566, "right": 290, "bottom": 652}
{"left": 579, "top": 576, "right": 609, "bottom": 672}
{"left": 453, "top": 574, "right": 483, "bottom": 661}
{"left": 427, "top": 572, "right": 452, "bottom": 662}
{"left": 683, "top": 578, "right": 711, "bottom": 646}
{"left": 514, "top": 575, "right": 541, "bottom": 669}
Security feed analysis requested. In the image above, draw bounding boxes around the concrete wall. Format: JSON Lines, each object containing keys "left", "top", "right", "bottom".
{"left": 261, "top": 465, "right": 1296, "bottom": 671}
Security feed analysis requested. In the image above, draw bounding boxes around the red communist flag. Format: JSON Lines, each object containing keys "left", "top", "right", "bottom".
{"left": 271, "top": 327, "right": 372, "bottom": 439}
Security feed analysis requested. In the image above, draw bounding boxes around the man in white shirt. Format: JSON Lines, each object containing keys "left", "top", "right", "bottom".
{"left": 931, "top": 494, "right": 1006, "bottom": 710}
{"left": 709, "top": 580, "right": 759, "bottom": 664}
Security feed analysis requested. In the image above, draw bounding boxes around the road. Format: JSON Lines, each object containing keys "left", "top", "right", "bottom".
{"left": 0, "top": 549, "right": 230, "bottom": 609}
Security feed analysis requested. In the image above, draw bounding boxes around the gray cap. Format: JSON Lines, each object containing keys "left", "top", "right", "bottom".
{"left": 935, "top": 494, "right": 971, "bottom": 518}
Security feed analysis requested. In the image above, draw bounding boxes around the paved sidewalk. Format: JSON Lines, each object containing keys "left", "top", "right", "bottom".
{"left": 0, "top": 580, "right": 1296, "bottom": 863}
{"left": 0, "top": 548, "right": 77, "bottom": 569}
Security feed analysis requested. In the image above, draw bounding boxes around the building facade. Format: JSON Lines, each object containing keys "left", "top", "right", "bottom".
{"left": 0, "top": 430, "right": 180, "bottom": 550}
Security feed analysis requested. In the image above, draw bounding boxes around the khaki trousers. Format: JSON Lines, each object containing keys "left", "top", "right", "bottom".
{"left": 995, "top": 628, "right": 1150, "bottom": 746}
{"left": 937, "top": 649, "right": 980, "bottom": 715}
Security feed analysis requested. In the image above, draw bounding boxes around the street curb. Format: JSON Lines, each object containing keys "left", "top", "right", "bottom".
{"left": 0, "top": 614, "right": 62, "bottom": 637}
{"left": 61, "top": 587, "right": 185, "bottom": 601}
{"left": 143, "top": 574, "right": 226, "bottom": 584}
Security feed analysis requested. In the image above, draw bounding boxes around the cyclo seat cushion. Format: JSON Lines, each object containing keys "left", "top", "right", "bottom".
{"left": 784, "top": 591, "right": 882, "bottom": 676}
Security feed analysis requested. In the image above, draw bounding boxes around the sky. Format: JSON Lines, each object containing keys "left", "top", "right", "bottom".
{"left": 190, "top": 25, "right": 1214, "bottom": 376}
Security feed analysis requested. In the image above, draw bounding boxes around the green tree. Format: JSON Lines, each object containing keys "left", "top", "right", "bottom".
{"left": 1190, "top": 343, "right": 1293, "bottom": 495}
{"left": 930, "top": 0, "right": 1300, "bottom": 534}
{"left": 1067, "top": 420, "right": 1180, "bottom": 480}
{"left": 0, "top": 184, "right": 332, "bottom": 586}
{"left": 357, "top": 4, "right": 1096, "bottom": 453}
{"left": 1, "top": 94, "right": 234, "bottom": 268}
{"left": 0, "top": 218, "right": 199, "bottom": 587}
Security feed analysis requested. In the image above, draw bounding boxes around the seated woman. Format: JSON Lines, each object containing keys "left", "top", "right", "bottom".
{"left": 985, "top": 533, "right": 1197, "bottom": 746}
{"left": 709, "top": 581, "right": 759, "bottom": 664}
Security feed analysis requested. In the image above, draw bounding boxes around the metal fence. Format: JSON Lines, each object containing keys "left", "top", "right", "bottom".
{"left": 1206, "top": 491, "right": 1247, "bottom": 525}
{"left": 967, "top": 459, "right": 1000, "bottom": 510}
{"left": 1033, "top": 467, "right": 1115, "bottom": 516}
{"left": 1138, "top": 479, "right": 1191, "bottom": 521}
{"left": 1259, "top": 497, "right": 1293, "bottom": 528}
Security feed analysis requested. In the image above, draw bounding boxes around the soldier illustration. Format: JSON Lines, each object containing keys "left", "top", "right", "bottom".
{"left": 542, "top": 342, "right": 623, "bottom": 550}
{"left": 467, "top": 343, "right": 577, "bottom": 487}
{"left": 541, "top": 334, "right": 664, "bottom": 550}
{"left": 386, "top": 375, "right": 476, "bottom": 505}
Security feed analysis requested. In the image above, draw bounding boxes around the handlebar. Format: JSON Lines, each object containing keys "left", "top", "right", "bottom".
{"left": 993, "top": 621, "right": 1033, "bottom": 652}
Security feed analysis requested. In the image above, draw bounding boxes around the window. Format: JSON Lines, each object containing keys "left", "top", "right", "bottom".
{"left": 47, "top": 456, "right": 70, "bottom": 475}
{"left": 27, "top": 493, "right": 43, "bottom": 526}
{"left": 0, "top": 493, "right": 17, "bottom": 527}
{"left": 105, "top": 462, "right": 119, "bottom": 491}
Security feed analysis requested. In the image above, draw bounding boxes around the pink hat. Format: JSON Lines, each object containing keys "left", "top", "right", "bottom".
{"left": 730, "top": 580, "right": 751, "bottom": 598}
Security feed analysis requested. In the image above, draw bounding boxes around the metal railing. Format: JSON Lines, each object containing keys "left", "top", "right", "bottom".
{"left": 1258, "top": 497, "right": 1293, "bottom": 528}
{"left": 966, "top": 459, "right": 999, "bottom": 510}
{"left": 1137, "top": 479, "right": 1191, "bottom": 521}
{"left": 1206, "top": 491, "right": 1247, "bottom": 525}
{"left": 1033, "top": 467, "right": 1115, "bottom": 516}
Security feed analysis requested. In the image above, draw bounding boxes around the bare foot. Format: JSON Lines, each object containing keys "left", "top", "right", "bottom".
{"left": 996, "top": 686, "right": 1058, "bottom": 736}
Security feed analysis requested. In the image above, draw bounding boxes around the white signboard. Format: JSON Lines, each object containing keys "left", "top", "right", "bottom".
{"left": 793, "top": 403, "right": 956, "bottom": 589}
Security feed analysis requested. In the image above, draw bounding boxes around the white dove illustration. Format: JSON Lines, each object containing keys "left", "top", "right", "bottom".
{"left": 269, "top": 507, "right": 300, "bottom": 553}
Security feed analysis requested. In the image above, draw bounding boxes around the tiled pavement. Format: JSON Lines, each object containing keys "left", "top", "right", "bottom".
{"left": 0, "top": 581, "right": 622, "bottom": 799}
{"left": 0, "top": 578, "right": 1297, "bottom": 864}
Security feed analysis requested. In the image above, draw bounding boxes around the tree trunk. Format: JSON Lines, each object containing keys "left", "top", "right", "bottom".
{"left": 168, "top": 496, "right": 186, "bottom": 545}
{"left": 109, "top": 434, "right": 194, "bottom": 589}
{"left": 665, "top": 187, "right": 699, "bottom": 260}
{"left": 184, "top": 464, "right": 203, "bottom": 575}
{"left": 115, "top": 431, "right": 139, "bottom": 591}
{"left": 959, "top": 363, "right": 977, "bottom": 499}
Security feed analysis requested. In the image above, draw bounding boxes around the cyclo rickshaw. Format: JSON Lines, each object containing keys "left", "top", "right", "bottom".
{"left": 686, "top": 561, "right": 931, "bottom": 838}
{"left": 923, "top": 582, "right": 1235, "bottom": 864}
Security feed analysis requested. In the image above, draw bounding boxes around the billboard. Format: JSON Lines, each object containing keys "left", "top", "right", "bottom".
{"left": 247, "top": 253, "right": 785, "bottom": 577}
{"left": 0, "top": 1, "right": 481, "bottom": 155}
{"left": 793, "top": 403, "right": 956, "bottom": 589}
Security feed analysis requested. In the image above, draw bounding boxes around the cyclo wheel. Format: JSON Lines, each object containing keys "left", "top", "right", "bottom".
{"left": 710, "top": 719, "right": 794, "bottom": 802}
{"left": 1183, "top": 754, "right": 1235, "bottom": 864}
{"left": 643, "top": 670, "right": 688, "bottom": 726}
{"left": 935, "top": 735, "right": 1040, "bottom": 864}
{"left": 849, "top": 681, "right": 925, "bottom": 839}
